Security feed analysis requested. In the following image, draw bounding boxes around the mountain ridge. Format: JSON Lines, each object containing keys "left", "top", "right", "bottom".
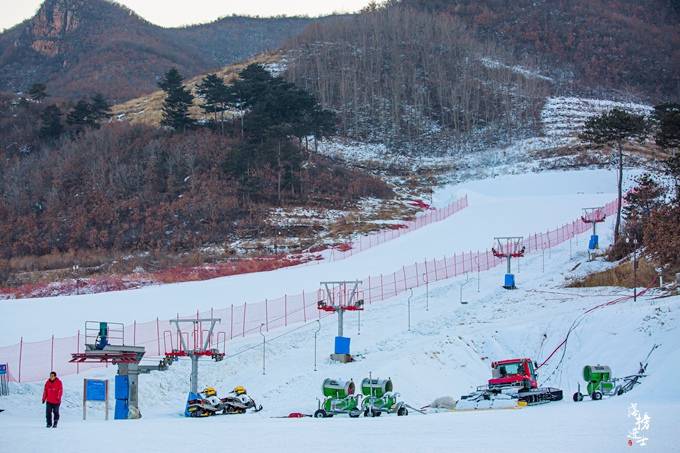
{"left": 0, "top": 0, "right": 314, "bottom": 101}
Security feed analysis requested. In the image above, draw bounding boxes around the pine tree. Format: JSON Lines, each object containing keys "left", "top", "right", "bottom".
{"left": 158, "top": 68, "right": 195, "bottom": 132}
{"left": 652, "top": 103, "right": 680, "bottom": 152}
{"left": 67, "top": 99, "right": 97, "bottom": 133}
{"left": 623, "top": 173, "right": 665, "bottom": 245}
{"left": 580, "top": 108, "right": 648, "bottom": 243}
{"left": 28, "top": 83, "right": 48, "bottom": 102}
{"left": 196, "top": 74, "right": 231, "bottom": 134}
{"left": 39, "top": 105, "right": 64, "bottom": 140}
{"left": 90, "top": 93, "right": 112, "bottom": 122}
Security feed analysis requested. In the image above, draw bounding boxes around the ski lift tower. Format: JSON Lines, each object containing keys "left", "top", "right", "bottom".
{"left": 164, "top": 317, "right": 225, "bottom": 416}
{"left": 492, "top": 237, "right": 525, "bottom": 289}
{"left": 70, "top": 321, "right": 171, "bottom": 420}
{"left": 317, "top": 281, "right": 364, "bottom": 363}
{"left": 581, "top": 207, "right": 606, "bottom": 255}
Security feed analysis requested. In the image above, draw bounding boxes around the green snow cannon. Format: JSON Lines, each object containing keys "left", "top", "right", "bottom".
{"left": 322, "top": 378, "right": 355, "bottom": 398}
{"left": 315, "top": 379, "right": 361, "bottom": 418}
{"left": 361, "top": 378, "right": 393, "bottom": 398}
{"left": 360, "top": 377, "right": 408, "bottom": 417}
{"left": 573, "top": 365, "right": 616, "bottom": 401}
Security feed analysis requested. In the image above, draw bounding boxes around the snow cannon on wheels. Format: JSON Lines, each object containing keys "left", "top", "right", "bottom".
{"left": 315, "top": 378, "right": 362, "bottom": 418}
{"left": 573, "top": 365, "right": 616, "bottom": 401}
{"left": 317, "top": 281, "right": 364, "bottom": 363}
{"left": 455, "top": 358, "right": 563, "bottom": 410}
{"left": 361, "top": 377, "right": 408, "bottom": 417}
{"left": 492, "top": 237, "right": 525, "bottom": 289}
{"left": 581, "top": 207, "right": 606, "bottom": 259}
{"left": 573, "top": 346, "right": 659, "bottom": 402}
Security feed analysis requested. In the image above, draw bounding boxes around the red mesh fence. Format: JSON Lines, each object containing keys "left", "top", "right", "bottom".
{"left": 0, "top": 197, "right": 618, "bottom": 383}
{"left": 327, "top": 195, "right": 468, "bottom": 260}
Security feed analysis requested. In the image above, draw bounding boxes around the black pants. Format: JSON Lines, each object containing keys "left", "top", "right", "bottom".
{"left": 46, "top": 402, "right": 60, "bottom": 426}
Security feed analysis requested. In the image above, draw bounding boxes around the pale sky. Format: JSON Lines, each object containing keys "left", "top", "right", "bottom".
{"left": 0, "top": 0, "right": 383, "bottom": 31}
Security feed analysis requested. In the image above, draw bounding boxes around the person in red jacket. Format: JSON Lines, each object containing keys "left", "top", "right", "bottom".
{"left": 42, "top": 371, "right": 63, "bottom": 428}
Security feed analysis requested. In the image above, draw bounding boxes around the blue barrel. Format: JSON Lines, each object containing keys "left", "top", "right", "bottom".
{"left": 335, "top": 336, "right": 351, "bottom": 355}
{"left": 589, "top": 234, "right": 599, "bottom": 250}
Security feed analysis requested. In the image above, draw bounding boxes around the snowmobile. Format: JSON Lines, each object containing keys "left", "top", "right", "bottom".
{"left": 360, "top": 377, "right": 408, "bottom": 417}
{"left": 220, "top": 386, "right": 262, "bottom": 414}
{"left": 455, "top": 358, "right": 563, "bottom": 410}
{"left": 186, "top": 386, "right": 262, "bottom": 417}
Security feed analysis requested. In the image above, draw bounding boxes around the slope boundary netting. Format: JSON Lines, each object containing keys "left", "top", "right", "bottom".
{"left": 0, "top": 198, "right": 619, "bottom": 383}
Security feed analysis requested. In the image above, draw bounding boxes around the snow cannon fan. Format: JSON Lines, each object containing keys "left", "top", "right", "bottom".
{"left": 315, "top": 378, "right": 361, "bottom": 418}
{"left": 492, "top": 237, "right": 525, "bottom": 289}
{"left": 573, "top": 365, "right": 616, "bottom": 401}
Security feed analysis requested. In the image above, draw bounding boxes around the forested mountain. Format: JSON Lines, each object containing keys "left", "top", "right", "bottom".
{"left": 0, "top": 0, "right": 312, "bottom": 102}
{"left": 282, "top": 0, "right": 679, "bottom": 148}
{"left": 399, "top": 0, "right": 680, "bottom": 101}
{"left": 285, "top": 5, "right": 552, "bottom": 147}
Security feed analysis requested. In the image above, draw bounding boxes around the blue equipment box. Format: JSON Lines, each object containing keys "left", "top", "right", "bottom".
{"left": 335, "top": 336, "right": 351, "bottom": 355}
{"left": 115, "top": 375, "right": 129, "bottom": 400}
{"left": 114, "top": 399, "right": 128, "bottom": 420}
{"left": 504, "top": 274, "right": 516, "bottom": 289}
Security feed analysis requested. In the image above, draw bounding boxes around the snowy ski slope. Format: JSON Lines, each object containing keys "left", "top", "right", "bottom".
{"left": 0, "top": 169, "right": 630, "bottom": 344}
{"left": 0, "top": 167, "right": 676, "bottom": 453}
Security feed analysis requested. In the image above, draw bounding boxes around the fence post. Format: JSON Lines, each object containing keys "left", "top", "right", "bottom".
{"left": 368, "top": 276, "right": 372, "bottom": 303}
{"left": 18, "top": 336, "right": 23, "bottom": 383}
{"left": 454, "top": 252, "right": 457, "bottom": 275}
{"left": 444, "top": 256, "right": 449, "bottom": 278}
{"left": 242, "top": 302, "right": 247, "bottom": 337}
{"left": 302, "top": 291, "right": 307, "bottom": 323}
{"left": 380, "top": 274, "right": 384, "bottom": 300}
{"left": 133, "top": 321, "right": 137, "bottom": 346}
{"left": 156, "top": 318, "right": 161, "bottom": 355}
{"left": 402, "top": 266, "right": 407, "bottom": 291}
{"left": 393, "top": 272, "right": 397, "bottom": 297}
{"left": 76, "top": 330, "right": 80, "bottom": 375}
{"left": 230, "top": 304, "right": 234, "bottom": 340}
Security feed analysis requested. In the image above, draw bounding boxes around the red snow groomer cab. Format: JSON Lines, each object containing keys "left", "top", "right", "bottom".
{"left": 488, "top": 358, "right": 538, "bottom": 391}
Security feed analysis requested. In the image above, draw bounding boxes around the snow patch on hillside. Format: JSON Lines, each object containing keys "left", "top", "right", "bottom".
{"left": 542, "top": 97, "right": 653, "bottom": 142}
{"left": 480, "top": 57, "right": 554, "bottom": 82}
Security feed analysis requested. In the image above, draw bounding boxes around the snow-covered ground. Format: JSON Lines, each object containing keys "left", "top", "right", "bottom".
{"left": 0, "top": 188, "right": 677, "bottom": 452}
{"left": 2, "top": 166, "right": 676, "bottom": 452}
{"left": 0, "top": 169, "right": 634, "bottom": 344}
{"left": 542, "top": 97, "right": 653, "bottom": 142}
